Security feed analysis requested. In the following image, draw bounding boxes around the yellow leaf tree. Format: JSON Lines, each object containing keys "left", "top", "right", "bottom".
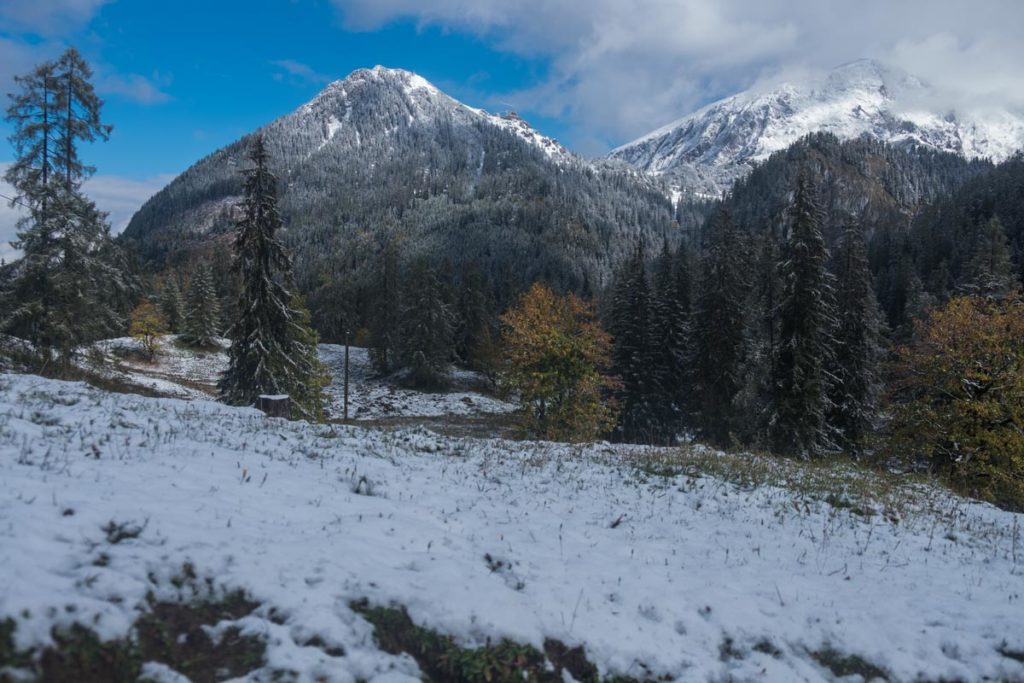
{"left": 500, "top": 283, "right": 619, "bottom": 441}
{"left": 888, "top": 294, "right": 1024, "bottom": 510}
{"left": 129, "top": 301, "right": 169, "bottom": 358}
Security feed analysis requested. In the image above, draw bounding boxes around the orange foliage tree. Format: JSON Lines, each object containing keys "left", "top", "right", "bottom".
{"left": 500, "top": 283, "right": 619, "bottom": 441}
{"left": 888, "top": 294, "right": 1024, "bottom": 510}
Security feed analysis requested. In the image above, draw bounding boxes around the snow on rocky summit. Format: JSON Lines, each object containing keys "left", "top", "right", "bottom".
{"left": 610, "top": 59, "right": 1024, "bottom": 197}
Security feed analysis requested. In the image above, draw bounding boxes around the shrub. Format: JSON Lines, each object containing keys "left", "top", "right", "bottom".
{"left": 129, "top": 301, "right": 168, "bottom": 358}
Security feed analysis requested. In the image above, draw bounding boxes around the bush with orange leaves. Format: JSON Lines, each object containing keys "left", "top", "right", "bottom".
{"left": 500, "top": 283, "right": 619, "bottom": 442}
{"left": 888, "top": 294, "right": 1024, "bottom": 511}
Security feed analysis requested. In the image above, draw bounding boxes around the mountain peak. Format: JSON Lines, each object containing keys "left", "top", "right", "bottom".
{"left": 298, "top": 65, "right": 574, "bottom": 163}
{"left": 610, "top": 59, "right": 1024, "bottom": 196}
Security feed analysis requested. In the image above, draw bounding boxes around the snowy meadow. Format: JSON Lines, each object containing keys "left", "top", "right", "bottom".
{"left": 1, "top": 373, "right": 1022, "bottom": 682}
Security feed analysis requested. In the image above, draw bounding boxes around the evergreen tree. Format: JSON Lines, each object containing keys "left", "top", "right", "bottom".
{"left": 1, "top": 48, "right": 126, "bottom": 363}
{"left": 454, "top": 262, "right": 493, "bottom": 369}
{"left": 737, "top": 234, "right": 783, "bottom": 447}
{"left": 398, "top": 257, "right": 455, "bottom": 389}
{"left": 181, "top": 264, "right": 220, "bottom": 347}
{"left": 609, "top": 245, "right": 656, "bottom": 442}
{"left": 160, "top": 276, "right": 186, "bottom": 333}
{"left": 770, "top": 174, "right": 838, "bottom": 457}
{"left": 694, "top": 209, "right": 749, "bottom": 446}
{"left": 218, "top": 134, "right": 328, "bottom": 420}
{"left": 963, "top": 217, "right": 1016, "bottom": 297}
{"left": 368, "top": 239, "right": 401, "bottom": 375}
{"left": 674, "top": 242, "right": 696, "bottom": 423}
{"left": 4, "top": 61, "right": 59, "bottom": 222}
{"left": 830, "top": 223, "right": 883, "bottom": 454}
{"left": 52, "top": 48, "right": 111, "bottom": 193}
{"left": 648, "top": 240, "right": 693, "bottom": 442}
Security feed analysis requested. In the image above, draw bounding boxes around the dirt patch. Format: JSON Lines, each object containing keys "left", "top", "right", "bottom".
{"left": 0, "top": 592, "right": 265, "bottom": 683}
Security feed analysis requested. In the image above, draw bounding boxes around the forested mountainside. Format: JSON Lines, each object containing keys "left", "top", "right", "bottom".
{"left": 712, "top": 133, "right": 992, "bottom": 244}
{"left": 120, "top": 66, "right": 677, "bottom": 306}
{"left": 904, "top": 152, "right": 1024, "bottom": 298}
{"left": 610, "top": 59, "right": 1024, "bottom": 196}
{"left": 686, "top": 133, "right": 1000, "bottom": 333}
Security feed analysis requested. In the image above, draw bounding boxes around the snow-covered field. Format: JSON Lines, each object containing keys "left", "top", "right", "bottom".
{"left": 93, "top": 336, "right": 229, "bottom": 400}
{"left": 1, "top": 373, "right": 1022, "bottom": 682}
{"left": 90, "top": 337, "right": 516, "bottom": 421}
{"left": 318, "top": 344, "right": 515, "bottom": 420}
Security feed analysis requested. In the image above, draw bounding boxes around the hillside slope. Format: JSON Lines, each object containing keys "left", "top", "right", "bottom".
{"left": 714, "top": 133, "right": 992, "bottom": 242}
{"left": 121, "top": 66, "right": 676, "bottom": 298}
{"left": 1, "top": 374, "right": 1022, "bottom": 682}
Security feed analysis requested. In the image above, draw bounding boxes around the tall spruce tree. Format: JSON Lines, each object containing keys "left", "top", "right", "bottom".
{"left": 770, "top": 174, "right": 838, "bottom": 457}
{"left": 694, "top": 209, "right": 749, "bottom": 447}
{"left": 368, "top": 239, "right": 401, "bottom": 375}
{"left": 218, "top": 134, "right": 328, "bottom": 420}
{"left": 160, "top": 277, "right": 186, "bottom": 333}
{"left": 398, "top": 257, "right": 455, "bottom": 388}
{"left": 609, "top": 244, "right": 656, "bottom": 442}
{"left": 673, "top": 242, "right": 696, "bottom": 424}
{"left": 648, "top": 240, "right": 692, "bottom": 442}
{"left": 963, "top": 217, "right": 1016, "bottom": 297}
{"left": 53, "top": 48, "right": 111, "bottom": 193}
{"left": 181, "top": 264, "right": 220, "bottom": 347}
{"left": 4, "top": 62, "right": 59, "bottom": 222}
{"left": 737, "top": 234, "right": 783, "bottom": 447}
{"left": 2, "top": 48, "right": 126, "bottom": 363}
{"left": 830, "top": 222, "right": 883, "bottom": 454}
{"left": 455, "top": 262, "right": 493, "bottom": 370}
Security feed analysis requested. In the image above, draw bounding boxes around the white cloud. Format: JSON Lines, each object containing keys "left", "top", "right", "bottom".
{"left": 0, "top": 36, "right": 63, "bottom": 96}
{"left": 83, "top": 172, "right": 174, "bottom": 234}
{"left": 1, "top": 0, "right": 171, "bottom": 108}
{"left": 0, "top": 163, "right": 171, "bottom": 261}
{"left": 271, "top": 59, "right": 333, "bottom": 86}
{"left": 331, "top": 0, "right": 1024, "bottom": 149}
{"left": 0, "top": 0, "right": 112, "bottom": 36}
{"left": 97, "top": 72, "right": 173, "bottom": 105}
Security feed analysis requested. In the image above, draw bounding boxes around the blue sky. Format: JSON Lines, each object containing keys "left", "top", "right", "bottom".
{"left": 2, "top": 0, "right": 1023, "bottom": 254}
{"left": 1, "top": 0, "right": 567, "bottom": 179}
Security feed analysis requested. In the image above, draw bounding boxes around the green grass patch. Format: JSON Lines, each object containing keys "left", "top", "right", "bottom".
{"left": 809, "top": 644, "right": 889, "bottom": 682}
{"left": 351, "top": 600, "right": 655, "bottom": 683}
{"left": 619, "top": 443, "right": 947, "bottom": 522}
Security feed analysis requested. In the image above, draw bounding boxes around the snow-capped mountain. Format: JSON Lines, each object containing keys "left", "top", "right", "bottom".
{"left": 609, "top": 59, "right": 1024, "bottom": 196}
{"left": 123, "top": 66, "right": 675, "bottom": 291}
{"left": 292, "top": 66, "right": 574, "bottom": 164}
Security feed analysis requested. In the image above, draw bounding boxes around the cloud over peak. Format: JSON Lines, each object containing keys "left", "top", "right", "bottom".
{"left": 332, "top": 0, "right": 1024, "bottom": 151}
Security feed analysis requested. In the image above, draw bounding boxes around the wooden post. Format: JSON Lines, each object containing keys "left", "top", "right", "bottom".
{"left": 257, "top": 395, "right": 291, "bottom": 419}
{"left": 343, "top": 333, "right": 350, "bottom": 421}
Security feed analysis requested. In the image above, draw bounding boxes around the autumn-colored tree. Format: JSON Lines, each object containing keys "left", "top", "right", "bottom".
{"left": 501, "top": 283, "right": 618, "bottom": 441}
{"left": 888, "top": 294, "right": 1024, "bottom": 510}
{"left": 129, "top": 301, "right": 168, "bottom": 358}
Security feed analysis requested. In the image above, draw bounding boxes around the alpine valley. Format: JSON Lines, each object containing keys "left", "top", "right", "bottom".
{"left": 5, "top": 18, "right": 1024, "bottom": 683}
